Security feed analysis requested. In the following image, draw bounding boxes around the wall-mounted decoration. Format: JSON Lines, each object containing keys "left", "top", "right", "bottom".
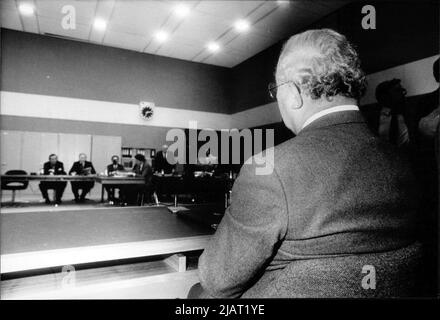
{"left": 139, "top": 101, "right": 155, "bottom": 120}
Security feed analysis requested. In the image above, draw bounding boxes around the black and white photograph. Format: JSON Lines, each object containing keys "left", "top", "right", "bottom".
{"left": 0, "top": 0, "right": 438, "bottom": 311}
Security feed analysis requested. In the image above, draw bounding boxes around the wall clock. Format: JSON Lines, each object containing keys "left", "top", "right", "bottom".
{"left": 139, "top": 101, "right": 155, "bottom": 120}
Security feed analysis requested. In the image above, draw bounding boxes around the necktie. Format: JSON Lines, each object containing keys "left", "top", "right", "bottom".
{"left": 389, "top": 113, "right": 399, "bottom": 145}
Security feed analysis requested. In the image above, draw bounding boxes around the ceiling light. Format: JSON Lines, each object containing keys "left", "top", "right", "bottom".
{"left": 207, "top": 42, "right": 220, "bottom": 53}
{"left": 93, "top": 18, "right": 107, "bottom": 31}
{"left": 277, "top": 0, "right": 290, "bottom": 5}
{"left": 154, "top": 30, "right": 169, "bottom": 42}
{"left": 174, "top": 4, "right": 190, "bottom": 17}
{"left": 234, "top": 19, "right": 250, "bottom": 32}
{"left": 18, "top": 3, "right": 34, "bottom": 16}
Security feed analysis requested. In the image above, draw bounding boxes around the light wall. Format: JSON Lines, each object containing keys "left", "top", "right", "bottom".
{"left": 360, "top": 55, "right": 439, "bottom": 105}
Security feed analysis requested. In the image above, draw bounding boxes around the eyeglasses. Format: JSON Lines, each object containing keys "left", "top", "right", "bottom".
{"left": 268, "top": 81, "right": 301, "bottom": 100}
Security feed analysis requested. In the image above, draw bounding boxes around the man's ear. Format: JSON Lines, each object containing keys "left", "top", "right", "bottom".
{"left": 288, "top": 82, "right": 303, "bottom": 110}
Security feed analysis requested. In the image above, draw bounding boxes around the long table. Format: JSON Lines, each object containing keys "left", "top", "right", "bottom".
{"left": 0, "top": 174, "right": 146, "bottom": 202}
{"left": 1, "top": 206, "right": 214, "bottom": 299}
{"left": 1, "top": 174, "right": 235, "bottom": 205}
{"left": 154, "top": 175, "right": 234, "bottom": 207}
{"left": 0, "top": 174, "right": 96, "bottom": 182}
{"left": 95, "top": 176, "right": 145, "bottom": 202}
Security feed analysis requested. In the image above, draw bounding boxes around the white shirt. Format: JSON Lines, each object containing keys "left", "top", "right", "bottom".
{"left": 301, "top": 105, "right": 360, "bottom": 130}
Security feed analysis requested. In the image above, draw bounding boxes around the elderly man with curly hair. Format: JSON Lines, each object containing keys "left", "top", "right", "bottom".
{"left": 189, "top": 29, "right": 423, "bottom": 298}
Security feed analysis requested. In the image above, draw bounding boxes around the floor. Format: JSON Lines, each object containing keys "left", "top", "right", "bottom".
{"left": 1, "top": 183, "right": 105, "bottom": 214}
{"left": 0, "top": 190, "right": 175, "bottom": 214}
{"left": 0, "top": 190, "right": 224, "bottom": 299}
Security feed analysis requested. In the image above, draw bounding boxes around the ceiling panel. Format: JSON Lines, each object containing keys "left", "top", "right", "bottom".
{"left": 2, "top": 0, "right": 19, "bottom": 11}
{"left": 38, "top": 16, "right": 90, "bottom": 39}
{"left": 225, "top": 31, "right": 274, "bottom": 57}
{"left": 103, "top": 30, "right": 146, "bottom": 52}
{"left": 109, "top": 0, "right": 168, "bottom": 36}
{"left": 1, "top": 8, "right": 22, "bottom": 31}
{"left": 21, "top": 12, "right": 39, "bottom": 33}
{"left": 203, "top": 50, "right": 244, "bottom": 68}
{"left": 156, "top": 41, "right": 203, "bottom": 61}
{"left": 36, "top": 0, "right": 97, "bottom": 26}
{"left": 172, "top": 10, "right": 231, "bottom": 45}
{"left": 195, "top": 0, "right": 265, "bottom": 21}
{"left": 1, "top": 0, "right": 350, "bottom": 68}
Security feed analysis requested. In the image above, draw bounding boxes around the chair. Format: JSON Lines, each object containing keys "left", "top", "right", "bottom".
{"left": 1, "top": 170, "right": 29, "bottom": 205}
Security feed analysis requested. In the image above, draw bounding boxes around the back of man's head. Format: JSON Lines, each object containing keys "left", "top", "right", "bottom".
{"left": 275, "top": 29, "right": 366, "bottom": 133}
{"left": 135, "top": 154, "right": 146, "bottom": 162}
{"left": 277, "top": 28, "right": 367, "bottom": 101}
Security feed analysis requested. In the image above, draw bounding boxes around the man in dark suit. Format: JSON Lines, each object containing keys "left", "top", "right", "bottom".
{"left": 121, "top": 154, "right": 153, "bottom": 205}
{"left": 190, "top": 29, "right": 423, "bottom": 298}
{"left": 375, "top": 79, "right": 410, "bottom": 149}
{"left": 39, "top": 154, "right": 67, "bottom": 205}
{"left": 69, "top": 153, "right": 96, "bottom": 203}
{"left": 154, "top": 144, "right": 175, "bottom": 174}
{"left": 105, "top": 155, "right": 124, "bottom": 203}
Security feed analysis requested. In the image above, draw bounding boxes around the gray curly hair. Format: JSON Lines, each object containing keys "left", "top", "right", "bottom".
{"left": 278, "top": 29, "right": 367, "bottom": 100}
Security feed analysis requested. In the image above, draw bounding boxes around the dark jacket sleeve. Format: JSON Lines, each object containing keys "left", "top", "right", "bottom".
{"left": 197, "top": 161, "right": 288, "bottom": 298}
{"left": 57, "top": 162, "right": 66, "bottom": 175}
{"left": 89, "top": 162, "right": 96, "bottom": 174}
{"left": 154, "top": 152, "right": 163, "bottom": 172}
{"left": 69, "top": 162, "right": 77, "bottom": 175}
{"left": 141, "top": 163, "right": 153, "bottom": 184}
{"left": 43, "top": 162, "right": 50, "bottom": 175}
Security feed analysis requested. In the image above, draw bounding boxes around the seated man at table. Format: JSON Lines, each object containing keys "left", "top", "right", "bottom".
{"left": 69, "top": 153, "right": 96, "bottom": 203}
{"left": 39, "top": 154, "right": 67, "bottom": 205}
{"left": 105, "top": 155, "right": 124, "bottom": 203}
{"left": 121, "top": 154, "right": 153, "bottom": 205}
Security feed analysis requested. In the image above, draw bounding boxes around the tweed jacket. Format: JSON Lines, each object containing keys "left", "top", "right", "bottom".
{"left": 197, "top": 110, "right": 421, "bottom": 298}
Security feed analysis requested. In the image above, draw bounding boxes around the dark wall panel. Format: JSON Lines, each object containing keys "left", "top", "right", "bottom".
{"left": 1, "top": 29, "right": 232, "bottom": 114}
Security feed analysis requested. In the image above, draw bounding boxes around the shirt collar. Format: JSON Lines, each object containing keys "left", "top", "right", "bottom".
{"left": 301, "top": 105, "right": 359, "bottom": 130}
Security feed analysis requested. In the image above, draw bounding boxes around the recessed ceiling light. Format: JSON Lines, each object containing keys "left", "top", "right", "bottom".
{"left": 154, "top": 30, "right": 169, "bottom": 42}
{"left": 174, "top": 4, "right": 190, "bottom": 17}
{"left": 18, "top": 3, "right": 34, "bottom": 16}
{"left": 277, "top": 0, "right": 290, "bottom": 5}
{"left": 207, "top": 42, "right": 220, "bottom": 53}
{"left": 93, "top": 18, "right": 107, "bottom": 31}
{"left": 234, "top": 19, "right": 250, "bottom": 32}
